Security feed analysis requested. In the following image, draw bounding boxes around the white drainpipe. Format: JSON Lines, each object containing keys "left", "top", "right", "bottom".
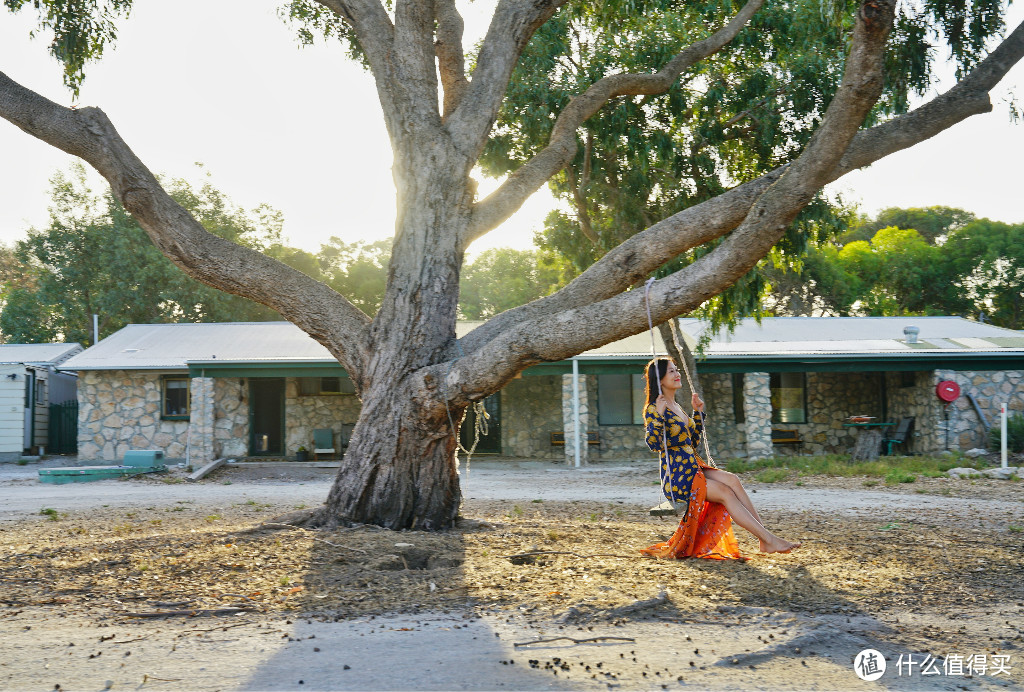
{"left": 1001, "top": 403, "right": 1008, "bottom": 469}
{"left": 572, "top": 357, "right": 581, "bottom": 468}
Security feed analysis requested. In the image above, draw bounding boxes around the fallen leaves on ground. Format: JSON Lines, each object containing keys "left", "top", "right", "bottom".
{"left": 2, "top": 491, "right": 1022, "bottom": 658}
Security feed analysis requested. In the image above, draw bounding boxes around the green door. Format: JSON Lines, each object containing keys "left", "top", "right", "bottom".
{"left": 249, "top": 378, "right": 285, "bottom": 456}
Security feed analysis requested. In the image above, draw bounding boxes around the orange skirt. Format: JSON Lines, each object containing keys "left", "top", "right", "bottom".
{"left": 641, "top": 459, "right": 744, "bottom": 560}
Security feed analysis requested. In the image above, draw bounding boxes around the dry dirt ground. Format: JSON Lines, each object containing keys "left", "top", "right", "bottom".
{"left": 1, "top": 459, "right": 1022, "bottom": 691}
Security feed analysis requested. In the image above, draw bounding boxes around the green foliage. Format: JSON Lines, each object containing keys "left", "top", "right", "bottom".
{"left": 885, "top": 468, "right": 917, "bottom": 485}
{"left": 4, "top": 0, "right": 133, "bottom": 96}
{"left": 278, "top": 0, "right": 375, "bottom": 68}
{"left": 724, "top": 453, "right": 979, "bottom": 478}
{"left": 479, "top": 0, "right": 1001, "bottom": 332}
{"left": 770, "top": 207, "right": 1024, "bottom": 328}
{"left": 459, "top": 248, "right": 567, "bottom": 320}
{"left": 0, "top": 165, "right": 283, "bottom": 344}
{"left": 835, "top": 226, "right": 949, "bottom": 315}
{"left": 316, "top": 238, "right": 391, "bottom": 316}
{"left": 314, "top": 241, "right": 571, "bottom": 319}
{"left": 755, "top": 468, "right": 791, "bottom": 483}
{"left": 988, "top": 413, "right": 1024, "bottom": 453}
{"left": 842, "top": 206, "right": 976, "bottom": 245}
{"left": 945, "top": 219, "right": 1024, "bottom": 329}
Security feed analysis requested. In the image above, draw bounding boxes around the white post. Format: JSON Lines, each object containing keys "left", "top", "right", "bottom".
{"left": 1001, "top": 403, "right": 1008, "bottom": 469}
{"left": 571, "top": 357, "right": 581, "bottom": 468}
{"left": 92, "top": 314, "right": 99, "bottom": 345}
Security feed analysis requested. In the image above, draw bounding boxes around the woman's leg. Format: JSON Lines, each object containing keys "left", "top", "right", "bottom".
{"left": 705, "top": 478, "right": 800, "bottom": 553}
{"left": 704, "top": 468, "right": 764, "bottom": 526}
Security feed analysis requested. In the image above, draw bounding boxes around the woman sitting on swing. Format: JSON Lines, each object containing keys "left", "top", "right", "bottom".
{"left": 640, "top": 357, "right": 801, "bottom": 559}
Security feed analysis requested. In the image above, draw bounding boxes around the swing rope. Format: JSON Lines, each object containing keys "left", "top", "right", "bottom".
{"left": 443, "top": 347, "right": 489, "bottom": 480}
{"left": 643, "top": 278, "right": 718, "bottom": 475}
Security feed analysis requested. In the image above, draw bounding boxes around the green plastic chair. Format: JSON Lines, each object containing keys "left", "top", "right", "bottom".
{"left": 312, "top": 428, "right": 335, "bottom": 460}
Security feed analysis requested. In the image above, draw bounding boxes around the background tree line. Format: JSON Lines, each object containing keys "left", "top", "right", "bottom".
{"left": 4, "top": 168, "right": 1020, "bottom": 347}
{"left": 763, "top": 205, "right": 1024, "bottom": 329}
{"left": 0, "top": 165, "right": 569, "bottom": 344}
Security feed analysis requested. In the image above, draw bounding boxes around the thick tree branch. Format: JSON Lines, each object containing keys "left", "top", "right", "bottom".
{"left": 444, "top": 0, "right": 568, "bottom": 155}
{"left": 392, "top": 0, "right": 443, "bottom": 125}
{"left": 463, "top": 0, "right": 766, "bottom": 248}
{"left": 442, "top": 0, "right": 895, "bottom": 398}
{"left": 315, "top": 0, "right": 414, "bottom": 141}
{"left": 456, "top": 17, "right": 1024, "bottom": 359}
{"left": 435, "top": 0, "right": 470, "bottom": 119}
{"left": 0, "top": 71, "right": 372, "bottom": 377}
{"left": 315, "top": 0, "right": 395, "bottom": 73}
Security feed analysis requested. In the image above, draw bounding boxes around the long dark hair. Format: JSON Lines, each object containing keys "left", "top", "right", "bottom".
{"left": 644, "top": 357, "right": 674, "bottom": 411}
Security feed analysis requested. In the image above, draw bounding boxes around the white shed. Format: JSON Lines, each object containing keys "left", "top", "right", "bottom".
{"left": 0, "top": 343, "right": 83, "bottom": 460}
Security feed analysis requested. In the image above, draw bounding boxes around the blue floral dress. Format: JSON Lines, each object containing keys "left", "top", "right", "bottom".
{"left": 644, "top": 404, "right": 706, "bottom": 509}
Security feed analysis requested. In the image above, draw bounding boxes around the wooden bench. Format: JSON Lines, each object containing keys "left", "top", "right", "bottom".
{"left": 550, "top": 431, "right": 600, "bottom": 446}
{"left": 771, "top": 429, "right": 803, "bottom": 450}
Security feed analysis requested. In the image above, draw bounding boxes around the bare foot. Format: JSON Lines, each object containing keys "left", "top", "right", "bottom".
{"left": 758, "top": 537, "right": 802, "bottom": 553}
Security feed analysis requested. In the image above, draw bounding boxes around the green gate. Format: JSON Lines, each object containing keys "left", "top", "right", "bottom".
{"left": 48, "top": 401, "right": 78, "bottom": 454}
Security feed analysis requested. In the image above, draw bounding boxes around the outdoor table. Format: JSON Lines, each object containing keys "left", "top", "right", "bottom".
{"left": 844, "top": 422, "right": 895, "bottom": 461}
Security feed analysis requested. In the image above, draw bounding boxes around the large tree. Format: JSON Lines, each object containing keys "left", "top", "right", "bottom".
{"left": 2, "top": 0, "right": 1022, "bottom": 529}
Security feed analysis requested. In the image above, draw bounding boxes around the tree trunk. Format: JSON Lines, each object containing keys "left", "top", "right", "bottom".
{"left": 314, "top": 383, "right": 463, "bottom": 530}
{"left": 658, "top": 319, "right": 703, "bottom": 401}
{"left": 312, "top": 138, "right": 473, "bottom": 531}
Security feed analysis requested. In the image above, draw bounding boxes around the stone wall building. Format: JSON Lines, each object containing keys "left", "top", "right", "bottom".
{"left": 60, "top": 318, "right": 1024, "bottom": 465}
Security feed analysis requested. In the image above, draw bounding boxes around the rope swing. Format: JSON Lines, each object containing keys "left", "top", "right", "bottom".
{"left": 643, "top": 278, "right": 718, "bottom": 472}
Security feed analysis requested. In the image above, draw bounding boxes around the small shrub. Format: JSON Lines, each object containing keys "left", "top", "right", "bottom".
{"left": 988, "top": 413, "right": 1024, "bottom": 453}
{"left": 862, "top": 480, "right": 879, "bottom": 487}
{"left": 1008, "top": 525, "right": 1023, "bottom": 533}
{"left": 757, "top": 469, "right": 790, "bottom": 483}
{"left": 885, "top": 469, "right": 916, "bottom": 485}
{"left": 39, "top": 507, "right": 60, "bottom": 521}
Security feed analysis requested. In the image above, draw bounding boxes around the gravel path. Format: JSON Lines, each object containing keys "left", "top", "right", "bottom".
{"left": 4, "top": 459, "right": 1021, "bottom": 521}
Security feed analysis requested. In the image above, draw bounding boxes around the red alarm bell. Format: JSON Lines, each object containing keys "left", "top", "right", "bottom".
{"left": 936, "top": 380, "right": 960, "bottom": 403}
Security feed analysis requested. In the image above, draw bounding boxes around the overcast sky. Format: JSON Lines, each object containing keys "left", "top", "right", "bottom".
{"left": 1, "top": 1, "right": 1022, "bottom": 257}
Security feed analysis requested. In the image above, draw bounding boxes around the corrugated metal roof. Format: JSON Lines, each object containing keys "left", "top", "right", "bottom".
{"left": 0, "top": 343, "right": 83, "bottom": 366}
{"left": 59, "top": 317, "right": 1023, "bottom": 371}
{"left": 60, "top": 323, "right": 335, "bottom": 370}
{"left": 682, "top": 315, "right": 1016, "bottom": 341}
{"left": 677, "top": 316, "right": 1024, "bottom": 357}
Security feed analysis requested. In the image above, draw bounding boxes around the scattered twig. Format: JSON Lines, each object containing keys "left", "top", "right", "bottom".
{"left": 150, "top": 600, "right": 195, "bottom": 608}
{"left": 216, "top": 593, "right": 254, "bottom": 602}
{"left": 142, "top": 674, "right": 182, "bottom": 683}
{"left": 111, "top": 636, "right": 150, "bottom": 643}
{"left": 260, "top": 522, "right": 312, "bottom": 532}
{"left": 182, "top": 622, "right": 252, "bottom": 634}
{"left": 654, "top": 615, "right": 739, "bottom": 626}
{"left": 514, "top": 636, "right": 636, "bottom": 647}
{"left": 123, "top": 607, "right": 260, "bottom": 618}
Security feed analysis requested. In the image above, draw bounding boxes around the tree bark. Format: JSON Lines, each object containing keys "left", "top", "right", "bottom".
{"left": 658, "top": 319, "right": 703, "bottom": 401}
{"left": 315, "top": 382, "right": 463, "bottom": 530}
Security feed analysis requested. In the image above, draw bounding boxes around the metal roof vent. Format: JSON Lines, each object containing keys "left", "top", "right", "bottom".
{"left": 903, "top": 325, "right": 920, "bottom": 344}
